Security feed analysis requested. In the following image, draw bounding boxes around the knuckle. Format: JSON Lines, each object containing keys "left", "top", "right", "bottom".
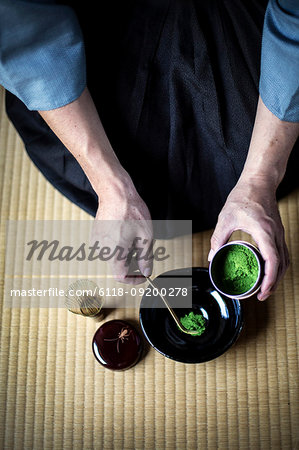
{"left": 210, "top": 230, "right": 222, "bottom": 247}
{"left": 270, "top": 252, "right": 280, "bottom": 267}
{"left": 260, "top": 216, "right": 276, "bottom": 236}
{"left": 218, "top": 209, "right": 234, "bottom": 226}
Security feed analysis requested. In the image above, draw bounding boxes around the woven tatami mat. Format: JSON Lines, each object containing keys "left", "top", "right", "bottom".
{"left": 0, "top": 86, "right": 298, "bottom": 449}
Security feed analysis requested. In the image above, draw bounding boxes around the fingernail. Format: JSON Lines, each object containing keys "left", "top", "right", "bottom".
{"left": 258, "top": 293, "right": 269, "bottom": 301}
{"left": 143, "top": 268, "right": 152, "bottom": 278}
{"left": 208, "top": 249, "right": 215, "bottom": 262}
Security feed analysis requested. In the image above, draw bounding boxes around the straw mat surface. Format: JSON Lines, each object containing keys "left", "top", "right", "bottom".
{"left": 0, "top": 87, "right": 298, "bottom": 449}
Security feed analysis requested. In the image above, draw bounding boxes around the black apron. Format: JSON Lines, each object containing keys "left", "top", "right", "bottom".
{"left": 6, "top": 0, "right": 299, "bottom": 231}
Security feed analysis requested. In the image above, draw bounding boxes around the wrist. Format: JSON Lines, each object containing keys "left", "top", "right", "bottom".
{"left": 240, "top": 141, "right": 289, "bottom": 192}
{"left": 239, "top": 97, "right": 299, "bottom": 192}
{"left": 75, "top": 140, "right": 133, "bottom": 195}
{"left": 91, "top": 162, "right": 136, "bottom": 200}
{"left": 230, "top": 176, "right": 277, "bottom": 213}
{"left": 96, "top": 168, "right": 137, "bottom": 201}
{"left": 238, "top": 167, "right": 282, "bottom": 193}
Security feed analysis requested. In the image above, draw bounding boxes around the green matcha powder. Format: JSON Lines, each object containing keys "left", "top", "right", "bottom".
{"left": 215, "top": 244, "right": 259, "bottom": 295}
{"left": 179, "top": 311, "right": 206, "bottom": 336}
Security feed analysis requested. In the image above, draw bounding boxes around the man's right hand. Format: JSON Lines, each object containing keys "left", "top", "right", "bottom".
{"left": 93, "top": 172, "right": 153, "bottom": 284}
{"left": 39, "top": 87, "right": 154, "bottom": 284}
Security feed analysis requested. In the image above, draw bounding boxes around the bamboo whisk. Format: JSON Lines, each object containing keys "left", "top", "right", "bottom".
{"left": 65, "top": 279, "right": 104, "bottom": 317}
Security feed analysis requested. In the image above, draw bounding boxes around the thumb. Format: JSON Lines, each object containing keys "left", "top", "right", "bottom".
{"left": 208, "top": 218, "right": 233, "bottom": 261}
{"left": 137, "top": 239, "right": 153, "bottom": 278}
{"left": 125, "top": 236, "right": 153, "bottom": 279}
{"left": 138, "top": 259, "right": 153, "bottom": 278}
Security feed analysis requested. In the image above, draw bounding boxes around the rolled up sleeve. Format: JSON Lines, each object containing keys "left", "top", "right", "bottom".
{"left": 0, "top": 0, "right": 86, "bottom": 111}
{"left": 259, "top": 0, "right": 299, "bottom": 122}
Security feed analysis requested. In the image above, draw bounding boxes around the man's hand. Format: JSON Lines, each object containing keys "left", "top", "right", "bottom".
{"left": 209, "top": 178, "right": 289, "bottom": 300}
{"left": 93, "top": 177, "right": 153, "bottom": 284}
{"left": 39, "top": 87, "right": 153, "bottom": 284}
{"left": 208, "top": 96, "right": 299, "bottom": 301}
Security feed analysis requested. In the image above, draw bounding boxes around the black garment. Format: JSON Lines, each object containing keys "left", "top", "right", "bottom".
{"left": 5, "top": 0, "right": 299, "bottom": 231}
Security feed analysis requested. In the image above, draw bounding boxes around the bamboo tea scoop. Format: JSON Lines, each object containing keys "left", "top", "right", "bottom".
{"left": 145, "top": 276, "right": 199, "bottom": 336}
{"left": 128, "top": 257, "right": 198, "bottom": 336}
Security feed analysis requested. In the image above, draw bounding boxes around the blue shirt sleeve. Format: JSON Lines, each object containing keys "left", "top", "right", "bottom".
{"left": 259, "top": 0, "right": 299, "bottom": 122}
{"left": 0, "top": 0, "right": 86, "bottom": 111}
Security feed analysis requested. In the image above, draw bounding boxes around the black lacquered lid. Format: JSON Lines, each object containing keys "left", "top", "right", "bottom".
{"left": 92, "top": 320, "right": 143, "bottom": 370}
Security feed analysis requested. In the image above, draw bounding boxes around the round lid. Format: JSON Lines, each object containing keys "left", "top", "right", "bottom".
{"left": 92, "top": 320, "right": 143, "bottom": 370}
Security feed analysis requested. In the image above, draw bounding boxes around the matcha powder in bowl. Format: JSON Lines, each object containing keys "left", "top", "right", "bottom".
{"left": 179, "top": 311, "right": 206, "bottom": 337}
{"left": 209, "top": 241, "right": 263, "bottom": 299}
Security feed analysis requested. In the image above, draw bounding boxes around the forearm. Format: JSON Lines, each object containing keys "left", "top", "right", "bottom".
{"left": 40, "top": 87, "right": 152, "bottom": 281}
{"left": 38, "top": 87, "right": 134, "bottom": 197}
{"left": 239, "top": 96, "right": 299, "bottom": 190}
